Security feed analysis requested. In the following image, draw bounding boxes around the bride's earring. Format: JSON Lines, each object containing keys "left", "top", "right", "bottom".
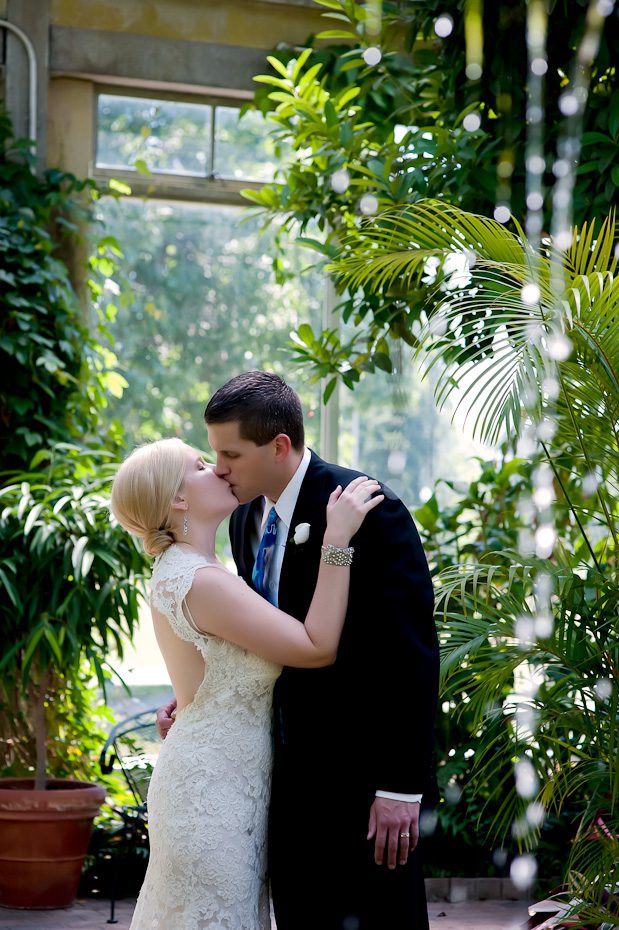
{"left": 183, "top": 511, "right": 189, "bottom": 536}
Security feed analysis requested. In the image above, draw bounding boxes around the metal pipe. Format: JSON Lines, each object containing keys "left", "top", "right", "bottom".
{"left": 0, "top": 18, "right": 37, "bottom": 143}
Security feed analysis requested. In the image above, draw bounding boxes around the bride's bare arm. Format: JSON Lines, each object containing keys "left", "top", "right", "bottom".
{"left": 184, "top": 477, "right": 383, "bottom": 668}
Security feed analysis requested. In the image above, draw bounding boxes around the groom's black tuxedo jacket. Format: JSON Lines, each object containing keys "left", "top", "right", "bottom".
{"left": 229, "top": 450, "right": 439, "bottom": 802}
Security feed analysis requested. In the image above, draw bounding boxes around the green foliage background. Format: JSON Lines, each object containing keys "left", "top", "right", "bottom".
{"left": 0, "top": 113, "right": 149, "bottom": 785}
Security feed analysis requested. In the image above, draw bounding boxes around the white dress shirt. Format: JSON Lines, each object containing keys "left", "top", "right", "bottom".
{"left": 253, "top": 447, "right": 421, "bottom": 805}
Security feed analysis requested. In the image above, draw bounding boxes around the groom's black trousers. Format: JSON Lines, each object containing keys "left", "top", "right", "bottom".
{"left": 269, "top": 761, "right": 430, "bottom": 930}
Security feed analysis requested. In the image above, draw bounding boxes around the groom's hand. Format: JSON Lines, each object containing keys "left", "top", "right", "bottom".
{"left": 367, "top": 798, "right": 420, "bottom": 868}
{"left": 156, "top": 698, "right": 177, "bottom": 740}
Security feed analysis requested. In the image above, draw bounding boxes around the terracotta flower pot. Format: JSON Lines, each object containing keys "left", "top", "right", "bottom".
{"left": 0, "top": 778, "right": 106, "bottom": 909}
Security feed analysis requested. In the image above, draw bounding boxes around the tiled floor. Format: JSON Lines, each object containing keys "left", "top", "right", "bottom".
{"left": 0, "top": 898, "right": 530, "bottom": 929}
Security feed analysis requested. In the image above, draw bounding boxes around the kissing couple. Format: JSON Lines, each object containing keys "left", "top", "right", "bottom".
{"left": 111, "top": 370, "right": 439, "bottom": 930}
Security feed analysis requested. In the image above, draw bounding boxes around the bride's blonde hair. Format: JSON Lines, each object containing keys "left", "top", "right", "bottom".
{"left": 111, "top": 438, "right": 189, "bottom": 556}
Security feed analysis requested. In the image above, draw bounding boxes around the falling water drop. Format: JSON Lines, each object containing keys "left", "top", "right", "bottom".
{"left": 521, "top": 283, "right": 541, "bottom": 305}
{"left": 510, "top": 854, "right": 537, "bottom": 890}
{"left": 359, "top": 193, "right": 379, "bottom": 214}
{"left": 494, "top": 205, "right": 511, "bottom": 223}
{"left": 434, "top": 14, "right": 454, "bottom": 37}
{"left": 363, "top": 47, "right": 382, "bottom": 66}
{"left": 463, "top": 112, "right": 481, "bottom": 132}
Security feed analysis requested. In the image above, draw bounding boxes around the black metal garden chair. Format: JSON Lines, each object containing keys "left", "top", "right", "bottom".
{"left": 98, "top": 706, "right": 162, "bottom": 924}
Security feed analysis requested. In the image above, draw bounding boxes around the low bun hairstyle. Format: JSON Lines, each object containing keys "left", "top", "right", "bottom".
{"left": 110, "top": 438, "right": 189, "bottom": 557}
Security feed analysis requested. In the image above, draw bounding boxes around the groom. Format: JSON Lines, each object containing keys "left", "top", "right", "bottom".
{"left": 160, "top": 371, "right": 439, "bottom": 930}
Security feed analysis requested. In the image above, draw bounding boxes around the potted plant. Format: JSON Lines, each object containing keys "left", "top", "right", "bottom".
{"left": 0, "top": 447, "right": 148, "bottom": 909}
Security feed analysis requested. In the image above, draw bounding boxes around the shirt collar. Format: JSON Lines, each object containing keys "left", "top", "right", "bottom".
{"left": 261, "top": 447, "right": 311, "bottom": 531}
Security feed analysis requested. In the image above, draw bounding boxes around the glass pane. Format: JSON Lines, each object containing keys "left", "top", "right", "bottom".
{"left": 95, "top": 198, "right": 322, "bottom": 451}
{"left": 96, "top": 94, "right": 211, "bottom": 176}
{"left": 214, "top": 107, "right": 289, "bottom": 182}
{"left": 338, "top": 361, "right": 490, "bottom": 509}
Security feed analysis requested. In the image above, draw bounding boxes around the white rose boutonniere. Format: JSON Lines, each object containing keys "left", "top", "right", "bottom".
{"left": 292, "top": 522, "right": 311, "bottom": 545}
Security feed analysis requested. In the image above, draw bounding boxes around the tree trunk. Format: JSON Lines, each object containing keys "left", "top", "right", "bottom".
{"left": 32, "top": 670, "right": 50, "bottom": 791}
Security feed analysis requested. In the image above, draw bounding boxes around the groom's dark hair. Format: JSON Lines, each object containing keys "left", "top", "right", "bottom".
{"left": 204, "top": 371, "right": 305, "bottom": 450}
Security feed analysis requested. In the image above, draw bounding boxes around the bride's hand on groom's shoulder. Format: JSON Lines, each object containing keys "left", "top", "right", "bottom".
{"left": 156, "top": 698, "right": 177, "bottom": 740}
{"left": 325, "top": 476, "right": 383, "bottom": 545}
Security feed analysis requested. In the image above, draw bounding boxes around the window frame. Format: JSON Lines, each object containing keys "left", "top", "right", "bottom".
{"left": 91, "top": 84, "right": 264, "bottom": 205}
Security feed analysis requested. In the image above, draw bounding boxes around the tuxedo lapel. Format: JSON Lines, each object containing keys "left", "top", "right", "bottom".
{"left": 278, "top": 452, "right": 328, "bottom": 615}
{"left": 232, "top": 497, "right": 262, "bottom": 584}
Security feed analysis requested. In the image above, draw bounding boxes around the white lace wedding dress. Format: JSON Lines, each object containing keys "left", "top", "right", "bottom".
{"left": 129, "top": 545, "right": 281, "bottom": 930}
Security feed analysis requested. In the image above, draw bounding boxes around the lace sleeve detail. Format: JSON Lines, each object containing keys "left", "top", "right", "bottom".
{"left": 150, "top": 546, "right": 220, "bottom": 647}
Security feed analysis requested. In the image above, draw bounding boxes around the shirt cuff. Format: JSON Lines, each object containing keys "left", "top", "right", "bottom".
{"left": 375, "top": 789, "right": 422, "bottom": 803}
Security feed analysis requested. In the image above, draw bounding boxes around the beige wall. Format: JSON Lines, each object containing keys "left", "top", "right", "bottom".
{"left": 1, "top": 0, "right": 325, "bottom": 173}
{"left": 51, "top": 0, "right": 323, "bottom": 50}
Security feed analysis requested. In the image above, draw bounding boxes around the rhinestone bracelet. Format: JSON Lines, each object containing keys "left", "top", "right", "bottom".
{"left": 321, "top": 544, "right": 354, "bottom": 566}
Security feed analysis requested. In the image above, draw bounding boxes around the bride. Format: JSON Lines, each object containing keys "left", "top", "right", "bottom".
{"left": 110, "top": 437, "right": 382, "bottom": 930}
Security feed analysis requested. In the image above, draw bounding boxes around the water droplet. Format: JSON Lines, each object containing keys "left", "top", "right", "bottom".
{"left": 535, "top": 525, "right": 556, "bottom": 558}
{"left": 515, "top": 758, "right": 539, "bottom": 798}
{"left": 526, "top": 192, "right": 544, "bottom": 211}
{"left": 554, "top": 188, "right": 571, "bottom": 209}
{"left": 519, "top": 529, "right": 535, "bottom": 556}
{"left": 497, "top": 159, "right": 513, "bottom": 179}
{"left": 493, "top": 848, "right": 508, "bottom": 868}
{"left": 547, "top": 333, "right": 572, "bottom": 361}
{"left": 343, "top": 917, "right": 360, "bottom": 930}
{"left": 521, "top": 283, "right": 541, "bottom": 305}
{"left": 554, "top": 229, "right": 573, "bottom": 250}
{"left": 419, "top": 485, "right": 432, "bottom": 503}
{"left": 534, "top": 571, "right": 553, "bottom": 601}
{"left": 527, "top": 105, "right": 543, "bottom": 124}
{"left": 534, "top": 612, "right": 553, "bottom": 638}
{"left": 363, "top": 46, "right": 382, "bottom": 66}
{"left": 463, "top": 112, "right": 481, "bottom": 132}
{"left": 449, "top": 884, "right": 468, "bottom": 903}
{"left": 359, "top": 193, "right": 379, "bottom": 215}
{"left": 582, "top": 471, "right": 598, "bottom": 495}
{"left": 494, "top": 204, "right": 511, "bottom": 223}
{"left": 387, "top": 450, "right": 407, "bottom": 474}
{"left": 331, "top": 169, "right": 350, "bottom": 194}
{"left": 536, "top": 419, "right": 556, "bottom": 442}
{"left": 594, "top": 678, "right": 612, "bottom": 700}
{"left": 420, "top": 809, "right": 438, "bottom": 836}
{"left": 445, "top": 782, "right": 462, "bottom": 805}
{"left": 434, "top": 14, "right": 454, "bottom": 37}
{"left": 510, "top": 854, "right": 537, "bottom": 890}
{"left": 526, "top": 213, "right": 543, "bottom": 235}
{"left": 517, "top": 435, "right": 536, "bottom": 457}
{"left": 533, "top": 486, "right": 553, "bottom": 508}
{"left": 515, "top": 615, "right": 535, "bottom": 642}
{"left": 526, "top": 801, "right": 546, "bottom": 827}
{"left": 465, "top": 63, "right": 482, "bottom": 81}
{"left": 526, "top": 155, "right": 546, "bottom": 175}
{"left": 596, "top": 0, "right": 615, "bottom": 15}
{"left": 531, "top": 58, "right": 548, "bottom": 76}
{"left": 559, "top": 93, "right": 579, "bottom": 116}
{"left": 552, "top": 159, "right": 570, "bottom": 178}
{"left": 579, "top": 36, "right": 600, "bottom": 64}
{"left": 541, "top": 376, "right": 560, "bottom": 399}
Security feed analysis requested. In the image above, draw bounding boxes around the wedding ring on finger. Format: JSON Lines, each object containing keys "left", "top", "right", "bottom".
{"left": 399, "top": 832, "right": 410, "bottom": 838}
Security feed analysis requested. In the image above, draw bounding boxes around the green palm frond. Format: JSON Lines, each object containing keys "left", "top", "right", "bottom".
{"left": 331, "top": 202, "right": 619, "bottom": 463}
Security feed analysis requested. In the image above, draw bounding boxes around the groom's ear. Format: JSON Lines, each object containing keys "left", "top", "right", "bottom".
{"left": 272, "top": 433, "right": 292, "bottom": 463}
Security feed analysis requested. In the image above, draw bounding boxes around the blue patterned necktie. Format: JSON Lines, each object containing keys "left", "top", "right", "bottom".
{"left": 252, "top": 505, "right": 279, "bottom": 604}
